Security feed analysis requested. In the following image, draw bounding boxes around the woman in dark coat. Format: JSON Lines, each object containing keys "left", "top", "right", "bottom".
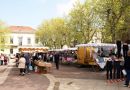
{"left": 124, "top": 50, "right": 130, "bottom": 88}
{"left": 106, "top": 56, "right": 113, "bottom": 81}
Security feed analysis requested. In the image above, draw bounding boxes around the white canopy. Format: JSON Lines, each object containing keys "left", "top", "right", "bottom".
{"left": 76, "top": 43, "right": 116, "bottom": 47}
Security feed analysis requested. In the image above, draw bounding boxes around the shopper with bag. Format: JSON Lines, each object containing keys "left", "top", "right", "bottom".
{"left": 124, "top": 50, "right": 130, "bottom": 88}
{"left": 18, "top": 54, "right": 26, "bottom": 76}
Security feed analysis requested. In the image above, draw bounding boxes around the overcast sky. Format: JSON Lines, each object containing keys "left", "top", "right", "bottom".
{"left": 0, "top": 0, "right": 84, "bottom": 28}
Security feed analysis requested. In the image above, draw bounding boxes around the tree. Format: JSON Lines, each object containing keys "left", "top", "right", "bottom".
{"left": 0, "top": 21, "right": 10, "bottom": 50}
{"left": 96, "top": 0, "right": 130, "bottom": 43}
{"left": 120, "top": 0, "right": 130, "bottom": 42}
{"left": 37, "top": 0, "right": 130, "bottom": 48}
{"left": 36, "top": 18, "right": 73, "bottom": 48}
{"left": 68, "top": 0, "right": 98, "bottom": 43}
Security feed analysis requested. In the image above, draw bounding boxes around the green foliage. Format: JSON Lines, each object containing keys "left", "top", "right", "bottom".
{"left": 36, "top": 18, "right": 73, "bottom": 49}
{"left": 96, "top": 0, "right": 130, "bottom": 43}
{"left": 0, "top": 21, "right": 10, "bottom": 49}
{"left": 69, "top": 0, "right": 98, "bottom": 43}
{"left": 37, "top": 0, "right": 130, "bottom": 48}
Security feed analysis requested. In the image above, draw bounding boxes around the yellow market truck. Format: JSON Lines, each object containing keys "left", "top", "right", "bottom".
{"left": 76, "top": 43, "right": 116, "bottom": 68}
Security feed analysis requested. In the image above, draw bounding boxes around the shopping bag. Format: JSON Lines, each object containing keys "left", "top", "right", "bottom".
{"left": 35, "top": 66, "right": 38, "bottom": 72}
{"left": 122, "top": 69, "right": 127, "bottom": 76}
{"left": 29, "top": 65, "right": 33, "bottom": 70}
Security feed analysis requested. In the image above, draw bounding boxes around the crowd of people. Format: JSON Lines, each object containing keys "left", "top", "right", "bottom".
{"left": 103, "top": 43, "right": 130, "bottom": 88}
{"left": 1, "top": 42, "right": 130, "bottom": 88}
{"left": 105, "top": 53, "right": 125, "bottom": 82}
{"left": 0, "top": 53, "right": 9, "bottom": 66}
{"left": 15, "top": 51, "right": 61, "bottom": 76}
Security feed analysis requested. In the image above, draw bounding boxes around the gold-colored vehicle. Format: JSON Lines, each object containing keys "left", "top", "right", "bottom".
{"left": 76, "top": 43, "right": 116, "bottom": 66}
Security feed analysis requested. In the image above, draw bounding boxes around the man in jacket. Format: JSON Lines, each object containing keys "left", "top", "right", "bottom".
{"left": 54, "top": 52, "right": 60, "bottom": 70}
{"left": 24, "top": 53, "right": 30, "bottom": 74}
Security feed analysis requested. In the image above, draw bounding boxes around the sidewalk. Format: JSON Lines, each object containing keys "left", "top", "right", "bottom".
{"left": 0, "top": 61, "right": 130, "bottom": 90}
{"left": 56, "top": 78, "right": 129, "bottom": 90}
{"left": 0, "top": 65, "right": 7, "bottom": 73}
{"left": 45, "top": 73, "right": 130, "bottom": 90}
{"left": 0, "top": 65, "right": 11, "bottom": 85}
{"left": 0, "top": 59, "right": 50, "bottom": 90}
{"left": 45, "top": 64, "right": 130, "bottom": 90}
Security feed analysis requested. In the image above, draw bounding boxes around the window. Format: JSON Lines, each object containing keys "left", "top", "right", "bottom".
{"left": 27, "top": 38, "right": 31, "bottom": 44}
{"left": 1, "top": 38, "right": 5, "bottom": 43}
{"left": 18, "top": 37, "right": 22, "bottom": 46}
{"left": 10, "top": 49, "right": 13, "bottom": 54}
{"left": 10, "top": 37, "right": 13, "bottom": 44}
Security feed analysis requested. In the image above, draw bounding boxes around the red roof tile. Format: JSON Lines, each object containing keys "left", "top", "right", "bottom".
{"left": 9, "top": 26, "right": 35, "bottom": 33}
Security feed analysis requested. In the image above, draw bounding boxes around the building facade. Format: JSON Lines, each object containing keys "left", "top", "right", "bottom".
{"left": 3, "top": 26, "right": 36, "bottom": 54}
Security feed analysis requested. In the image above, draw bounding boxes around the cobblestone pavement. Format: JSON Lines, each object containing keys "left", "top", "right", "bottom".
{"left": 46, "top": 64, "right": 130, "bottom": 90}
{"left": 0, "top": 59, "right": 50, "bottom": 90}
{"left": 0, "top": 62, "right": 130, "bottom": 90}
{"left": 0, "top": 67, "right": 49, "bottom": 90}
{"left": 51, "top": 64, "right": 105, "bottom": 79}
{"left": 0, "top": 66, "right": 6, "bottom": 73}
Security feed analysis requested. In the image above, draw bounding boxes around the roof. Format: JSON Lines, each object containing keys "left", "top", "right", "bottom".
{"left": 18, "top": 46, "right": 49, "bottom": 52}
{"left": 76, "top": 43, "right": 116, "bottom": 47}
{"left": 9, "top": 26, "right": 35, "bottom": 33}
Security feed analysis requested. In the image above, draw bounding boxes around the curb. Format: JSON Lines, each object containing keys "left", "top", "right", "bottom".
{"left": 44, "top": 74, "right": 60, "bottom": 90}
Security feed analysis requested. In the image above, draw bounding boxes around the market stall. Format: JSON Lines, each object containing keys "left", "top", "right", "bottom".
{"left": 76, "top": 43, "right": 116, "bottom": 69}
{"left": 61, "top": 47, "right": 77, "bottom": 64}
{"left": 18, "top": 46, "right": 49, "bottom": 53}
{"left": 34, "top": 60, "right": 52, "bottom": 73}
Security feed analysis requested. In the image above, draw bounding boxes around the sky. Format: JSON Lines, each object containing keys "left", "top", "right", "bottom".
{"left": 0, "top": 0, "right": 84, "bottom": 28}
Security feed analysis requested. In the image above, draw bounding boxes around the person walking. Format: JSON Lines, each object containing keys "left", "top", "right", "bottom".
{"left": 18, "top": 54, "right": 26, "bottom": 76}
{"left": 123, "top": 43, "right": 129, "bottom": 59}
{"left": 119, "top": 55, "right": 125, "bottom": 80}
{"left": 124, "top": 50, "right": 130, "bottom": 88}
{"left": 54, "top": 52, "right": 60, "bottom": 70}
{"left": 106, "top": 56, "right": 113, "bottom": 83}
{"left": 0, "top": 54, "right": 4, "bottom": 65}
{"left": 113, "top": 55, "right": 121, "bottom": 81}
{"left": 16, "top": 53, "right": 20, "bottom": 67}
{"left": 24, "top": 53, "right": 31, "bottom": 74}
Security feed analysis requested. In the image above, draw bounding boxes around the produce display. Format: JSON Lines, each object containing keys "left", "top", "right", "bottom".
{"left": 34, "top": 60, "right": 52, "bottom": 67}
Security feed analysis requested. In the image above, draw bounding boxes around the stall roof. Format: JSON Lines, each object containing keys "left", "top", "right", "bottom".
{"left": 18, "top": 46, "right": 49, "bottom": 49}
{"left": 76, "top": 43, "right": 116, "bottom": 47}
{"left": 49, "top": 47, "right": 77, "bottom": 52}
{"left": 18, "top": 46, "right": 49, "bottom": 52}
{"left": 64, "top": 47, "right": 77, "bottom": 50}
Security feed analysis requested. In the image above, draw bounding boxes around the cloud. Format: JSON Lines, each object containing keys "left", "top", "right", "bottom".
{"left": 56, "top": 0, "right": 85, "bottom": 16}
{"left": 56, "top": 0, "right": 77, "bottom": 16}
